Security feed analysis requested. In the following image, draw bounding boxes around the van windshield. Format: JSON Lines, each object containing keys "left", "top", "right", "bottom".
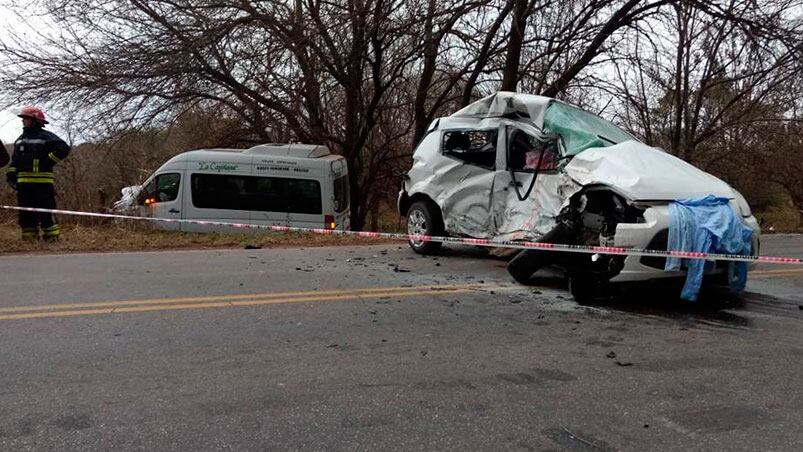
{"left": 543, "top": 102, "right": 637, "bottom": 156}
{"left": 333, "top": 175, "right": 350, "bottom": 213}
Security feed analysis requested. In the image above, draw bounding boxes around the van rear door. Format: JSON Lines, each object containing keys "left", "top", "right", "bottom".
{"left": 331, "top": 159, "right": 350, "bottom": 230}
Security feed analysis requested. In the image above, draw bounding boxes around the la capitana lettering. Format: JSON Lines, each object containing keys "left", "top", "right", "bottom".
{"left": 198, "top": 162, "right": 238, "bottom": 172}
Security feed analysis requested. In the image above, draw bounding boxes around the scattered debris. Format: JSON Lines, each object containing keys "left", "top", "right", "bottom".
{"left": 606, "top": 351, "right": 616, "bottom": 359}
{"left": 560, "top": 427, "right": 611, "bottom": 451}
{"left": 392, "top": 265, "right": 411, "bottom": 273}
{"left": 616, "top": 361, "right": 633, "bottom": 367}
{"left": 420, "top": 350, "right": 428, "bottom": 356}
{"left": 327, "top": 343, "right": 339, "bottom": 348}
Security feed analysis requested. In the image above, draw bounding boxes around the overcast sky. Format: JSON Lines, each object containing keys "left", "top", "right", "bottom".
{"left": 0, "top": 6, "right": 19, "bottom": 144}
{"left": 0, "top": 6, "right": 69, "bottom": 145}
{"left": 0, "top": 110, "right": 19, "bottom": 144}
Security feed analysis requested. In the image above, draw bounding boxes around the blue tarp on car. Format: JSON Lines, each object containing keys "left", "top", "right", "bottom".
{"left": 665, "top": 195, "right": 753, "bottom": 301}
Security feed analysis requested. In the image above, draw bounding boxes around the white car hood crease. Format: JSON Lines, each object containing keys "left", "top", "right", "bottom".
{"left": 564, "top": 141, "right": 734, "bottom": 201}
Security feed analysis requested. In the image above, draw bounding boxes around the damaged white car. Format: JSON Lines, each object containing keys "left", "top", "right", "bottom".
{"left": 398, "top": 92, "right": 760, "bottom": 301}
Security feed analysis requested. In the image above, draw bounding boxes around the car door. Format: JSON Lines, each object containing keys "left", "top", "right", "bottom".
{"left": 490, "top": 126, "right": 564, "bottom": 241}
{"left": 433, "top": 128, "right": 500, "bottom": 238}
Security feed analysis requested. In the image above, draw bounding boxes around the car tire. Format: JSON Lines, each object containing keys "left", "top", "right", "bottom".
{"left": 406, "top": 201, "right": 443, "bottom": 255}
{"left": 569, "top": 274, "right": 605, "bottom": 304}
{"left": 508, "top": 250, "right": 551, "bottom": 284}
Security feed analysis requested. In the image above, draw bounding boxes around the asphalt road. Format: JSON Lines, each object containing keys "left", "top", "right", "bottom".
{"left": 0, "top": 235, "right": 801, "bottom": 451}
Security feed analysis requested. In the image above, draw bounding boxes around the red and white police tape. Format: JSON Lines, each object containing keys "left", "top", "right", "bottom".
{"left": 1, "top": 205, "right": 801, "bottom": 265}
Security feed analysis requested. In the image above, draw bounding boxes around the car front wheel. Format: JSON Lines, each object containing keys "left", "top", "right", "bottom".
{"left": 406, "top": 201, "right": 443, "bottom": 255}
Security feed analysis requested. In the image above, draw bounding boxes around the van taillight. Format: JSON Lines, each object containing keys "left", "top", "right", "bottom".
{"left": 325, "top": 215, "right": 336, "bottom": 230}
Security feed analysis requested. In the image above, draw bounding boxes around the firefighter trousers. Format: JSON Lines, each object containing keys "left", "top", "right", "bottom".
{"left": 17, "top": 183, "right": 60, "bottom": 240}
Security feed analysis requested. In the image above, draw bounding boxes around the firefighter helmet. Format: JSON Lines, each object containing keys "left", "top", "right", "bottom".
{"left": 18, "top": 106, "right": 49, "bottom": 125}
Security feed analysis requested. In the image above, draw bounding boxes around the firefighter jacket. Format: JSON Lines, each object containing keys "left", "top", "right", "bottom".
{"left": 6, "top": 125, "right": 71, "bottom": 185}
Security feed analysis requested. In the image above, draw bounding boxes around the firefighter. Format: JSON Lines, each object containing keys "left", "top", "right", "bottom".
{"left": 6, "top": 107, "right": 71, "bottom": 241}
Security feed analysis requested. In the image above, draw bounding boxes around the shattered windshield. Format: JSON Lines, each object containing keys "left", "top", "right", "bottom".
{"left": 543, "top": 102, "right": 636, "bottom": 156}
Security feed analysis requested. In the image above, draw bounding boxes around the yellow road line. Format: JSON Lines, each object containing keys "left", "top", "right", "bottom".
{"left": 751, "top": 273, "right": 803, "bottom": 279}
{"left": 0, "top": 286, "right": 481, "bottom": 321}
{"left": 750, "top": 268, "right": 803, "bottom": 277}
{"left": 0, "top": 284, "right": 481, "bottom": 314}
{"left": 751, "top": 268, "right": 803, "bottom": 274}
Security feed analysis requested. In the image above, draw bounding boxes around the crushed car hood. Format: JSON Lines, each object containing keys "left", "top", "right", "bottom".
{"left": 564, "top": 141, "right": 735, "bottom": 201}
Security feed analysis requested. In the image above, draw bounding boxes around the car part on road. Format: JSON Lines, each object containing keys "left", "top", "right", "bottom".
{"left": 507, "top": 215, "right": 581, "bottom": 284}
{"left": 507, "top": 190, "right": 632, "bottom": 300}
{"left": 406, "top": 200, "right": 444, "bottom": 254}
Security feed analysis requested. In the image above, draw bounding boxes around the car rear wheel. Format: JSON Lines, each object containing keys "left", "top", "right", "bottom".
{"left": 406, "top": 201, "right": 443, "bottom": 255}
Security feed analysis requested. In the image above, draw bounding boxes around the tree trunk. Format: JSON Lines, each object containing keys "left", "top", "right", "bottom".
{"left": 500, "top": 0, "right": 529, "bottom": 91}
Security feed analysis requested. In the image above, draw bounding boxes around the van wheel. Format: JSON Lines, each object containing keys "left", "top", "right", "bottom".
{"left": 406, "top": 201, "right": 443, "bottom": 255}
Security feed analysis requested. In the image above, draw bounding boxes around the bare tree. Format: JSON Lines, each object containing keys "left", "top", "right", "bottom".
{"left": 1, "top": 0, "right": 800, "bottom": 229}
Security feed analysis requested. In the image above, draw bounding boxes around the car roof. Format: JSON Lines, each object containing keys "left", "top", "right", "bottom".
{"left": 451, "top": 91, "right": 555, "bottom": 126}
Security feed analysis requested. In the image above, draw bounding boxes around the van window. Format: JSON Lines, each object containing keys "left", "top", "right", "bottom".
{"left": 191, "top": 173, "right": 322, "bottom": 214}
{"left": 156, "top": 173, "right": 181, "bottom": 202}
{"left": 333, "top": 175, "right": 350, "bottom": 213}
{"left": 140, "top": 172, "right": 180, "bottom": 205}
{"left": 441, "top": 130, "right": 497, "bottom": 169}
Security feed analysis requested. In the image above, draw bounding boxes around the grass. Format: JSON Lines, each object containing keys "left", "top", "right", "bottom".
{"left": 0, "top": 220, "right": 400, "bottom": 255}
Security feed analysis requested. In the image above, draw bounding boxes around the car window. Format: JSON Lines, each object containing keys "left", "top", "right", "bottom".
{"left": 508, "top": 130, "right": 559, "bottom": 172}
{"left": 441, "top": 130, "right": 497, "bottom": 170}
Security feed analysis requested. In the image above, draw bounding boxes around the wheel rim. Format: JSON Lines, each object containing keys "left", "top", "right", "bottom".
{"left": 407, "top": 209, "right": 427, "bottom": 247}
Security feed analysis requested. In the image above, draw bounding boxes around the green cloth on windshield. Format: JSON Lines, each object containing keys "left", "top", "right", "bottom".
{"left": 543, "top": 102, "right": 634, "bottom": 155}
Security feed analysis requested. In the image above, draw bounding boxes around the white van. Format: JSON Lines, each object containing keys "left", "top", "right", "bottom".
{"left": 131, "top": 143, "right": 350, "bottom": 232}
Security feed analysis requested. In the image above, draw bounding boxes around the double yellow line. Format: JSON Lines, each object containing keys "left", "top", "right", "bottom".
{"left": 0, "top": 284, "right": 481, "bottom": 321}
